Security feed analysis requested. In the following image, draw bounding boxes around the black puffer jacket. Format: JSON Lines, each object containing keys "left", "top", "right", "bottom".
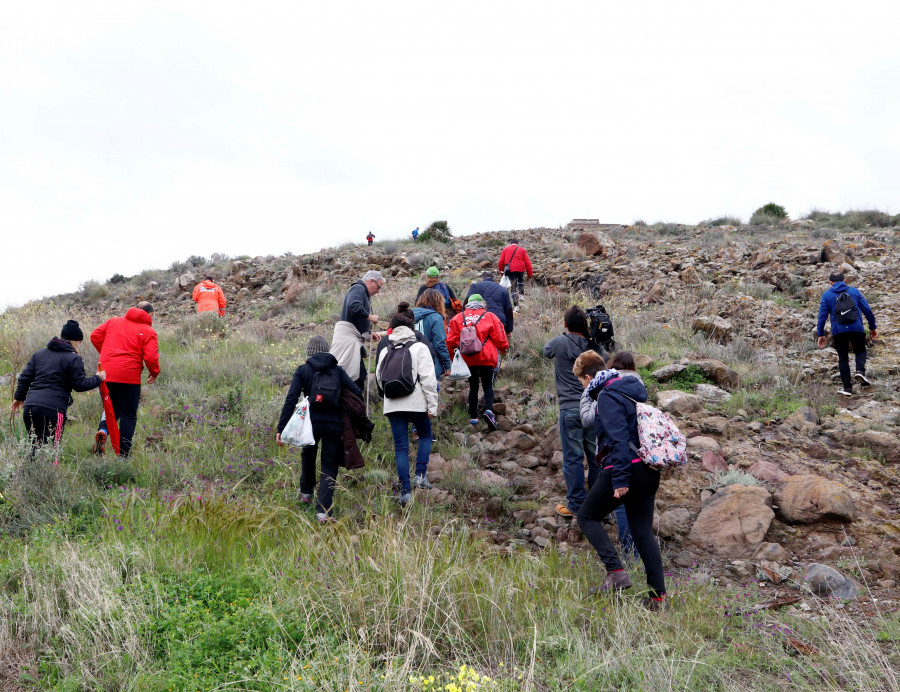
{"left": 593, "top": 376, "right": 649, "bottom": 490}
{"left": 14, "top": 338, "right": 103, "bottom": 413}
{"left": 277, "top": 353, "right": 362, "bottom": 437}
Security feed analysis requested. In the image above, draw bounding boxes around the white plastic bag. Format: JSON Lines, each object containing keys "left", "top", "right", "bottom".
{"left": 281, "top": 396, "right": 316, "bottom": 447}
{"left": 449, "top": 349, "right": 471, "bottom": 380}
{"left": 499, "top": 274, "right": 512, "bottom": 289}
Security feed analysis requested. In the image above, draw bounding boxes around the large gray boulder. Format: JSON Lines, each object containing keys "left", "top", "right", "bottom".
{"left": 803, "top": 563, "right": 860, "bottom": 599}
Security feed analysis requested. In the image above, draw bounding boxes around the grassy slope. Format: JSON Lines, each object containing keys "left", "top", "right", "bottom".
{"left": 1, "top": 246, "right": 900, "bottom": 690}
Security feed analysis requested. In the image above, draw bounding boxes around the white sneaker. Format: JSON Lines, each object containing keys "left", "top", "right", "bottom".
{"left": 838, "top": 389, "right": 853, "bottom": 397}
{"left": 855, "top": 372, "right": 872, "bottom": 386}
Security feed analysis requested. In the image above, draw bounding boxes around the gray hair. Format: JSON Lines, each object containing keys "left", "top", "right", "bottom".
{"left": 362, "top": 270, "right": 385, "bottom": 284}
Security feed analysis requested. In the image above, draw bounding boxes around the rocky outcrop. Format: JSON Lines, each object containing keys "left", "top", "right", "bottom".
{"left": 688, "top": 485, "right": 774, "bottom": 555}
{"left": 774, "top": 476, "right": 856, "bottom": 524}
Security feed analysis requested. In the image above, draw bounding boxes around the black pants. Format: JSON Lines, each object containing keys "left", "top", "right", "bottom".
{"left": 832, "top": 331, "right": 867, "bottom": 391}
{"left": 301, "top": 433, "right": 343, "bottom": 516}
{"left": 468, "top": 365, "right": 495, "bottom": 419}
{"left": 508, "top": 271, "right": 525, "bottom": 306}
{"left": 24, "top": 405, "right": 66, "bottom": 454}
{"left": 99, "top": 382, "right": 141, "bottom": 457}
{"left": 577, "top": 462, "right": 666, "bottom": 598}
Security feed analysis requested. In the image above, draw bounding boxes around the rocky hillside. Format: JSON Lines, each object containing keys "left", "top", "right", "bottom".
{"left": 46, "top": 219, "right": 900, "bottom": 605}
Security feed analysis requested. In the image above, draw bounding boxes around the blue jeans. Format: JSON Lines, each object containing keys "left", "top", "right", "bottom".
{"left": 614, "top": 505, "right": 635, "bottom": 558}
{"left": 559, "top": 408, "right": 598, "bottom": 513}
{"left": 387, "top": 411, "right": 433, "bottom": 494}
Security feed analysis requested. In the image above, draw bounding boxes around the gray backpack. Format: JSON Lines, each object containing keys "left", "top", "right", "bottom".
{"left": 459, "top": 312, "right": 487, "bottom": 356}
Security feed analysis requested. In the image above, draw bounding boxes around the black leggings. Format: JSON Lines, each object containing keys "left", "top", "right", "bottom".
{"left": 300, "top": 433, "right": 343, "bottom": 516}
{"left": 468, "top": 365, "right": 495, "bottom": 419}
{"left": 99, "top": 382, "right": 141, "bottom": 457}
{"left": 24, "top": 405, "right": 66, "bottom": 453}
{"left": 577, "top": 462, "right": 666, "bottom": 597}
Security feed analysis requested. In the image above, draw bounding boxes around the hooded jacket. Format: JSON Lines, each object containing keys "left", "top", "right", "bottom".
{"left": 498, "top": 243, "right": 534, "bottom": 277}
{"left": 446, "top": 308, "right": 509, "bottom": 369}
{"left": 90, "top": 308, "right": 161, "bottom": 384}
{"left": 192, "top": 280, "right": 226, "bottom": 316}
{"left": 277, "top": 353, "right": 361, "bottom": 437}
{"left": 412, "top": 306, "right": 452, "bottom": 375}
{"left": 14, "top": 338, "right": 103, "bottom": 413}
{"left": 416, "top": 279, "right": 457, "bottom": 306}
{"left": 464, "top": 277, "right": 514, "bottom": 333}
{"left": 593, "top": 376, "right": 649, "bottom": 490}
{"left": 339, "top": 280, "right": 373, "bottom": 335}
{"left": 817, "top": 281, "right": 876, "bottom": 337}
{"left": 375, "top": 326, "right": 439, "bottom": 415}
{"left": 543, "top": 332, "right": 591, "bottom": 409}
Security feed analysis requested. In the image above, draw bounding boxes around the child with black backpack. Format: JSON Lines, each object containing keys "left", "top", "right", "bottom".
{"left": 375, "top": 304, "right": 439, "bottom": 506}
{"left": 276, "top": 335, "right": 361, "bottom": 523}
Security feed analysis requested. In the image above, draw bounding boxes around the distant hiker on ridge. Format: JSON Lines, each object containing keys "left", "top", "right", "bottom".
{"left": 12, "top": 320, "right": 106, "bottom": 456}
{"left": 331, "top": 271, "right": 384, "bottom": 391}
{"left": 412, "top": 227, "right": 419, "bottom": 240}
{"left": 192, "top": 275, "right": 226, "bottom": 316}
{"left": 817, "top": 271, "right": 877, "bottom": 396}
{"left": 498, "top": 239, "right": 533, "bottom": 310}
{"left": 91, "top": 302, "right": 160, "bottom": 458}
{"left": 366, "top": 232, "right": 375, "bottom": 246}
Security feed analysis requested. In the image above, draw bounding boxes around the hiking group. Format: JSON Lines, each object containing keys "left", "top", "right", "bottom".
{"left": 10, "top": 237, "right": 879, "bottom": 609}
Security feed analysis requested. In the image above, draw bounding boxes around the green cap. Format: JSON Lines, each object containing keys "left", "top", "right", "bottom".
{"left": 468, "top": 294, "right": 483, "bottom": 302}
{"left": 426, "top": 266, "right": 439, "bottom": 277}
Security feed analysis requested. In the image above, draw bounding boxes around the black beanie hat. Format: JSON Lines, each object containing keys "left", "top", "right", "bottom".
{"left": 61, "top": 320, "right": 84, "bottom": 341}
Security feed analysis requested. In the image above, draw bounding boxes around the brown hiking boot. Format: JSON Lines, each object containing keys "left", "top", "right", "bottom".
{"left": 92, "top": 430, "right": 107, "bottom": 455}
{"left": 589, "top": 570, "right": 632, "bottom": 594}
{"left": 555, "top": 504, "right": 574, "bottom": 517}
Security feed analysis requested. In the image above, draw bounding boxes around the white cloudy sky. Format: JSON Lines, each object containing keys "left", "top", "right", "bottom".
{"left": 2, "top": 1, "right": 898, "bottom": 308}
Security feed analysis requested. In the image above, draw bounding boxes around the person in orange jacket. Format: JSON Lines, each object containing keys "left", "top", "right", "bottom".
{"left": 497, "top": 239, "right": 534, "bottom": 309}
{"left": 91, "top": 302, "right": 161, "bottom": 457}
{"left": 446, "top": 294, "right": 509, "bottom": 431}
{"left": 192, "top": 276, "right": 227, "bottom": 316}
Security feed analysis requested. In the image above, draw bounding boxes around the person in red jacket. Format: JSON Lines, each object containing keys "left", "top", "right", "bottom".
{"left": 192, "top": 276, "right": 227, "bottom": 316}
{"left": 90, "top": 302, "right": 161, "bottom": 457}
{"left": 446, "top": 294, "right": 509, "bottom": 431}
{"left": 497, "top": 239, "right": 534, "bottom": 309}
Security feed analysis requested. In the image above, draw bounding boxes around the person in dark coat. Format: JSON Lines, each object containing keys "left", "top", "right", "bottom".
{"left": 12, "top": 320, "right": 106, "bottom": 455}
{"left": 415, "top": 267, "right": 458, "bottom": 318}
{"left": 577, "top": 368, "right": 666, "bottom": 611}
{"left": 276, "top": 335, "right": 361, "bottom": 523}
{"left": 465, "top": 272, "right": 514, "bottom": 334}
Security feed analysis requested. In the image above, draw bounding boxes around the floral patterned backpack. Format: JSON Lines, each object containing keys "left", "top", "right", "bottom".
{"left": 620, "top": 394, "right": 688, "bottom": 469}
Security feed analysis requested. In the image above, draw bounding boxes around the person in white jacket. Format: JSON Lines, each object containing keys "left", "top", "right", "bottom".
{"left": 375, "top": 304, "right": 439, "bottom": 506}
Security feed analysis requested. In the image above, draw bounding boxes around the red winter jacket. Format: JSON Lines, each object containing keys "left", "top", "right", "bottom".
{"left": 446, "top": 308, "right": 509, "bottom": 368}
{"left": 90, "top": 308, "right": 161, "bottom": 384}
{"left": 192, "top": 280, "right": 226, "bottom": 316}
{"left": 498, "top": 243, "right": 533, "bottom": 277}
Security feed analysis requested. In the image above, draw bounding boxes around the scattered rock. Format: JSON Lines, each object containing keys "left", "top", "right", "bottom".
{"left": 692, "top": 359, "right": 740, "bottom": 389}
{"left": 652, "top": 364, "right": 686, "bottom": 382}
{"left": 692, "top": 316, "right": 733, "bottom": 342}
{"left": 699, "top": 416, "right": 728, "bottom": 436}
{"left": 695, "top": 383, "right": 732, "bottom": 403}
{"left": 752, "top": 542, "right": 791, "bottom": 563}
{"left": 642, "top": 282, "right": 666, "bottom": 304}
{"left": 701, "top": 451, "right": 728, "bottom": 473}
{"left": 803, "top": 563, "right": 860, "bottom": 599}
{"left": 576, "top": 231, "right": 614, "bottom": 257}
{"left": 688, "top": 485, "right": 774, "bottom": 555}
{"left": 176, "top": 272, "right": 196, "bottom": 292}
{"left": 749, "top": 460, "right": 789, "bottom": 485}
{"left": 846, "top": 430, "right": 900, "bottom": 463}
{"left": 474, "top": 470, "right": 508, "bottom": 487}
{"left": 657, "top": 390, "right": 703, "bottom": 417}
{"left": 658, "top": 508, "right": 692, "bottom": 538}
{"left": 774, "top": 475, "right": 856, "bottom": 524}
{"left": 687, "top": 436, "right": 722, "bottom": 456}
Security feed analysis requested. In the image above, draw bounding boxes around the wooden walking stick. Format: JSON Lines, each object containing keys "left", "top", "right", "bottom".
{"left": 365, "top": 339, "right": 374, "bottom": 418}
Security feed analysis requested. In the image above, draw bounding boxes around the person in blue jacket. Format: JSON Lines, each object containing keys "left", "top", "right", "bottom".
{"left": 577, "top": 367, "right": 666, "bottom": 611}
{"left": 413, "top": 289, "right": 452, "bottom": 388}
{"left": 412, "top": 227, "right": 419, "bottom": 240}
{"left": 816, "top": 271, "right": 877, "bottom": 396}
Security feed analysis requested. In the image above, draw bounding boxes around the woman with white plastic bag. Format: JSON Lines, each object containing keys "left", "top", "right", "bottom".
{"left": 276, "top": 336, "right": 361, "bottom": 523}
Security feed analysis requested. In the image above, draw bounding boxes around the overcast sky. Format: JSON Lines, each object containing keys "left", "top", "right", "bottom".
{"left": 2, "top": 1, "right": 898, "bottom": 309}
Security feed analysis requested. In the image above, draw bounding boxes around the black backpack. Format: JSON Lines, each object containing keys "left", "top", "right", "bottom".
{"left": 310, "top": 367, "right": 341, "bottom": 408}
{"left": 379, "top": 342, "right": 418, "bottom": 398}
{"left": 834, "top": 292, "right": 859, "bottom": 325}
{"left": 587, "top": 304, "right": 616, "bottom": 352}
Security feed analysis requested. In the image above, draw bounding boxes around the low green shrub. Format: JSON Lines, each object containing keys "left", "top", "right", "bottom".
{"left": 708, "top": 469, "right": 761, "bottom": 489}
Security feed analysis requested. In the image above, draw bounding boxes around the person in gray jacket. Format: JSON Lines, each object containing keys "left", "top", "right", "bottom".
{"left": 543, "top": 306, "right": 599, "bottom": 518}
{"left": 332, "top": 271, "right": 384, "bottom": 390}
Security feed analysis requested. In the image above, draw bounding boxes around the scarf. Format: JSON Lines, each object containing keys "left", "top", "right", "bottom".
{"left": 465, "top": 300, "right": 486, "bottom": 311}
{"left": 587, "top": 369, "right": 620, "bottom": 397}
